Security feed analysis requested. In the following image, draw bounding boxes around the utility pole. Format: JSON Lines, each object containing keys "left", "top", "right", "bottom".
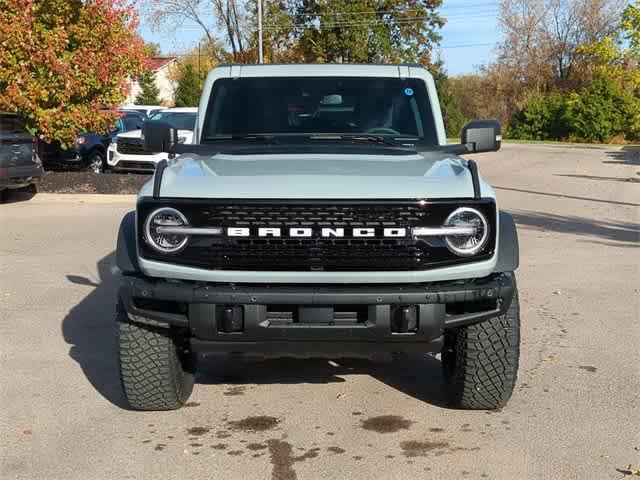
{"left": 258, "top": 0, "right": 263, "bottom": 63}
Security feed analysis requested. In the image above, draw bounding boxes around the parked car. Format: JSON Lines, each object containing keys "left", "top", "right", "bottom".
{"left": 106, "top": 107, "right": 197, "bottom": 173}
{"left": 0, "top": 112, "right": 43, "bottom": 202}
{"left": 115, "top": 64, "right": 520, "bottom": 411}
{"left": 121, "top": 105, "right": 164, "bottom": 118}
{"left": 40, "top": 110, "right": 146, "bottom": 173}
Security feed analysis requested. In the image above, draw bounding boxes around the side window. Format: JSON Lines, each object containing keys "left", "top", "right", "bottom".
{"left": 0, "top": 115, "right": 27, "bottom": 135}
{"left": 123, "top": 115, "right": 142, "bottom": 131}
{"left": 114, "top": 119, "right": 124, "bottom": 132}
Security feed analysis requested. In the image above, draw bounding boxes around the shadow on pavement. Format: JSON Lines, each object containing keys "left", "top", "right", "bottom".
{"left": 1, "top": 187, "right": 37, "bottom": 204}
{"left": 197, "top": 354, "right": 448, "bottom": 408}
{"left": 494, "top": 185, "right": 639, "bottom": 207}
{"left": 510, "top": 211, "right": 640, "bottom": 245}
{"left": 603, "top": 146, "right": 640, "bottom": 166}
{"left": 554, "top": 173, "right": 640, "bottom": 184}
{"left": 63, "top": 252, "right": 448, "bottom": 409}
{"left": 62, "top": 251, "right": 128, "bottom": 409}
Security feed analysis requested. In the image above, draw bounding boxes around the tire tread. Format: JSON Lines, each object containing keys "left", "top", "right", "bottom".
{"left": 444, "top": 289, "right": 520, "bottom": 410}
{"left": 117, "top": 302, "right": 194, "bottom": 410}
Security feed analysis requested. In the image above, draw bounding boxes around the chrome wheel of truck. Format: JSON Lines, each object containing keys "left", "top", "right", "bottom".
{"left": 87, "top": 150, "right": 105, "bottom": 173}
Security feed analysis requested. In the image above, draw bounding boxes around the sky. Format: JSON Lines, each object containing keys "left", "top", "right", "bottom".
{"left": 137, "top": 0, "right": 502, "bottom": 77}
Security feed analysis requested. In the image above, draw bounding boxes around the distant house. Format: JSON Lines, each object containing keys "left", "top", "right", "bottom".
{"left": 124, "top": 56, "right": 178, "bottom": 106}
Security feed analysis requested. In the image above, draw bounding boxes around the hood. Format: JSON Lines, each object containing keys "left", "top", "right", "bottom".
{"left": 141, "top": 152, "right": 491, "bottom": 200}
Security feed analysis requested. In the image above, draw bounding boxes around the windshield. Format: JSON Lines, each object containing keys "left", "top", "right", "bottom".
{"left": 201, "top": 77, "right": 437, "bottom": 144}
{"left": 150, "top": 112, "right": 197, "bottom": 130}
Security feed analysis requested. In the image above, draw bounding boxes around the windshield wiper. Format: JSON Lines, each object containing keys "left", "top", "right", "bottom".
{"left": 205, "top": 134, "right": 279, "bottom": 144}
{"left": 309, "top": 134, "right": 403, "bottom": 147}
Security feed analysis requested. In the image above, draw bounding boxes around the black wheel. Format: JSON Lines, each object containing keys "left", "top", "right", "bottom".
{"left": 117, "top": 301, "right": 195, "bottom": 410}
{"left": 87, "top": 150, "right": 106, "bottom": 173}
{"left": 0, "top": 189, "right": 8, "bottom": 202}
{"left": 442, "top": 286, "right": 520, "bottom": 410}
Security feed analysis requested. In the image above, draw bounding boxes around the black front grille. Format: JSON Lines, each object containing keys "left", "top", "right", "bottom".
{"left": 117, "top": 138, "right": 150, "bottom": 155}
{"left": 138, "top": 199, "right": 497, "bottom": 271}
{"left": 115, "top": 160, "right": 156, "bottom": 172}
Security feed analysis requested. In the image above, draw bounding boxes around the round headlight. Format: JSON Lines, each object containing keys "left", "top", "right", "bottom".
{"left": 444, "top": 207, "right": 489, "bottom": 256}
{"left": 144, "top": 207, "right": 189, "bottom": 253}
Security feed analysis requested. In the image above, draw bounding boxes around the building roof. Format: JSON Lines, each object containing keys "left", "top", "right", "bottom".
{"left": 148, "top": 56, "right": 177, "bottom": 71}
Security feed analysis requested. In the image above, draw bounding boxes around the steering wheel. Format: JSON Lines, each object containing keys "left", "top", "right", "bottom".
{"left": 365, "top": 127, "right": 400, "bottom": 135}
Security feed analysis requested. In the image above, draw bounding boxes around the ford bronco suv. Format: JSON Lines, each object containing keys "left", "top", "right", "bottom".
{"left": 115, "top": 64, "right": 519, "bottom": 411}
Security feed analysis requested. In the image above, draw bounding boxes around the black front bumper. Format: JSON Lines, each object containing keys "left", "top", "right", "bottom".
{"left": 119, "top": 273, "right": 515, "bottom": 357}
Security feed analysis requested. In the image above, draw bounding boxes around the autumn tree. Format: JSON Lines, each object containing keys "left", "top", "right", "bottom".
{"left": 0, "top": 0, "right": 146, "bottom": 147}
{"left": 144, "top": 0, "right": 249, "bottom": 61}
{"left": 170, "top": 40, "right": 223, "bottom": 106}
{"left": 497, "top": 0, "right": 627, "bottom": 91}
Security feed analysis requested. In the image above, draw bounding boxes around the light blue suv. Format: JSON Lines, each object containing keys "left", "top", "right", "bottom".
{"left": 115, "top": 64, "right": 520, "bottom": 411}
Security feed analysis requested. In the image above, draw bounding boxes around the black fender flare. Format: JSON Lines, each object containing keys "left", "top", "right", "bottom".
{"left": 116, "top": 211, "right": 140, "bottom": 274}
{"left": 493, "top": 211, "right": 519, "bottom": 273}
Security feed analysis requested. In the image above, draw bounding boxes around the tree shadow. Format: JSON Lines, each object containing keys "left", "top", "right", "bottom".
{"left": 61, "top": 251, "right": 128, "bottom": 408}
{"left": 510, "top": 210, "right": 640, "bottom": 245}
{"left": 602, "top": 146, "right": 640, "bottom": 166}
{"left": 63, "top": 252, "right": 449, "bottom": 410}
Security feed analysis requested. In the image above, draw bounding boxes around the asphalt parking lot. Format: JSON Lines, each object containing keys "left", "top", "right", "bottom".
{"left": 1, "top": 144, "right": 639, "bottom": 480}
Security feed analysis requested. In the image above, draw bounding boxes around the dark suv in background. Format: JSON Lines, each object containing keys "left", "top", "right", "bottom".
{"left": 0, "top": 113, "right": 42, "bottom": 202}
{"left": 39, "top": 110, "right": 145, "bottom": 173}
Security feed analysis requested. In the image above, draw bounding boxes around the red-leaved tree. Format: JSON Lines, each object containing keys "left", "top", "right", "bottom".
{"left": 0, "top": 0, "right": 146, "bottom": 147}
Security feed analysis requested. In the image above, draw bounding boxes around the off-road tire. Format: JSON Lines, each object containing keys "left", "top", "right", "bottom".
{"left": 117, "top": 301, "right": 195, "bottom": 410}
{"left": 442, "top": 287, "right": 520, "bottom": 410}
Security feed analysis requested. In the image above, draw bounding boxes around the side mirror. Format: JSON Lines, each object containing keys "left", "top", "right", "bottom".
{"left": 142, "top": 120, "right": 178, "bottom": 153}
{"left": 461, "top": 120, "right": 501, "bottom": 153}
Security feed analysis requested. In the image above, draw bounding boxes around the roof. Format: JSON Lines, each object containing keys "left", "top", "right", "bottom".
{"left": 147, "top": 56, "right": 177, "bottom": 71}
{"left": 159, "top": 107, "right": 198, "bottom": 113}
{"left": 211, "top": 63, "right": 430, "bottom": 79}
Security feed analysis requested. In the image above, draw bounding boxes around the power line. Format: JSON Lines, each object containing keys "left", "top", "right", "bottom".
{"left": 262, "top": 12, "right": 498, "bottom": 30}
{"left": 280, "top": 3, "right": 498, "bottom": 18}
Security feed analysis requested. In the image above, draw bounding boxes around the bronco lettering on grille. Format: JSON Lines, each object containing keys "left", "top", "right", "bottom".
{"left": 227, "top": 227, "right": 408, "bottom": 238}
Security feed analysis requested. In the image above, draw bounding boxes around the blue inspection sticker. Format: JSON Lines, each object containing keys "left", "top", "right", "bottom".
{"left": 404, "top": 87, "right": 414, "bottom": 96}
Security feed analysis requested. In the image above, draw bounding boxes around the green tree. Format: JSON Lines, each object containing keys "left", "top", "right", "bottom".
{"left": 567, "top": 75, "right": 640, "bottom": 143}
{"left": 621, "top": 1, "right": 639, "bottom": 56}
{"left": 428, "top": 61, "right": 464, "bottom": 137}
{"left": 289, "top": 0, "right": 444, "bottom": 63}
{"left": 174, "top": 64, "right": 202, "bottom": 107}
{"left": 0, "top": 0, "right": 145, "bottom": 147}
{"left": 135, "top": 72, "right": 161, "bottom": 105}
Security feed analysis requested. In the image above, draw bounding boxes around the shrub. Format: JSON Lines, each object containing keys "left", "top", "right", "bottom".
{"left": 567, "top": 75, "right": 640, "bottom": 143}
{"left": 506, "top": 92, "right": 569, "bottom": 140}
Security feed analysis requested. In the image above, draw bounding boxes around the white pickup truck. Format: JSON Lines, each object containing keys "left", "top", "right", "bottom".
{"left": 106, "top": 107, "right": 197, "bottom": 172}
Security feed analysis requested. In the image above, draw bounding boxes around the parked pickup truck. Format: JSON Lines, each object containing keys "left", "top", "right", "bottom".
{"left": 107, "top": 108, "right": 197, "bottom": 173}
{"left": 115, "top": 64, "right": 520, "bottom": 411}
